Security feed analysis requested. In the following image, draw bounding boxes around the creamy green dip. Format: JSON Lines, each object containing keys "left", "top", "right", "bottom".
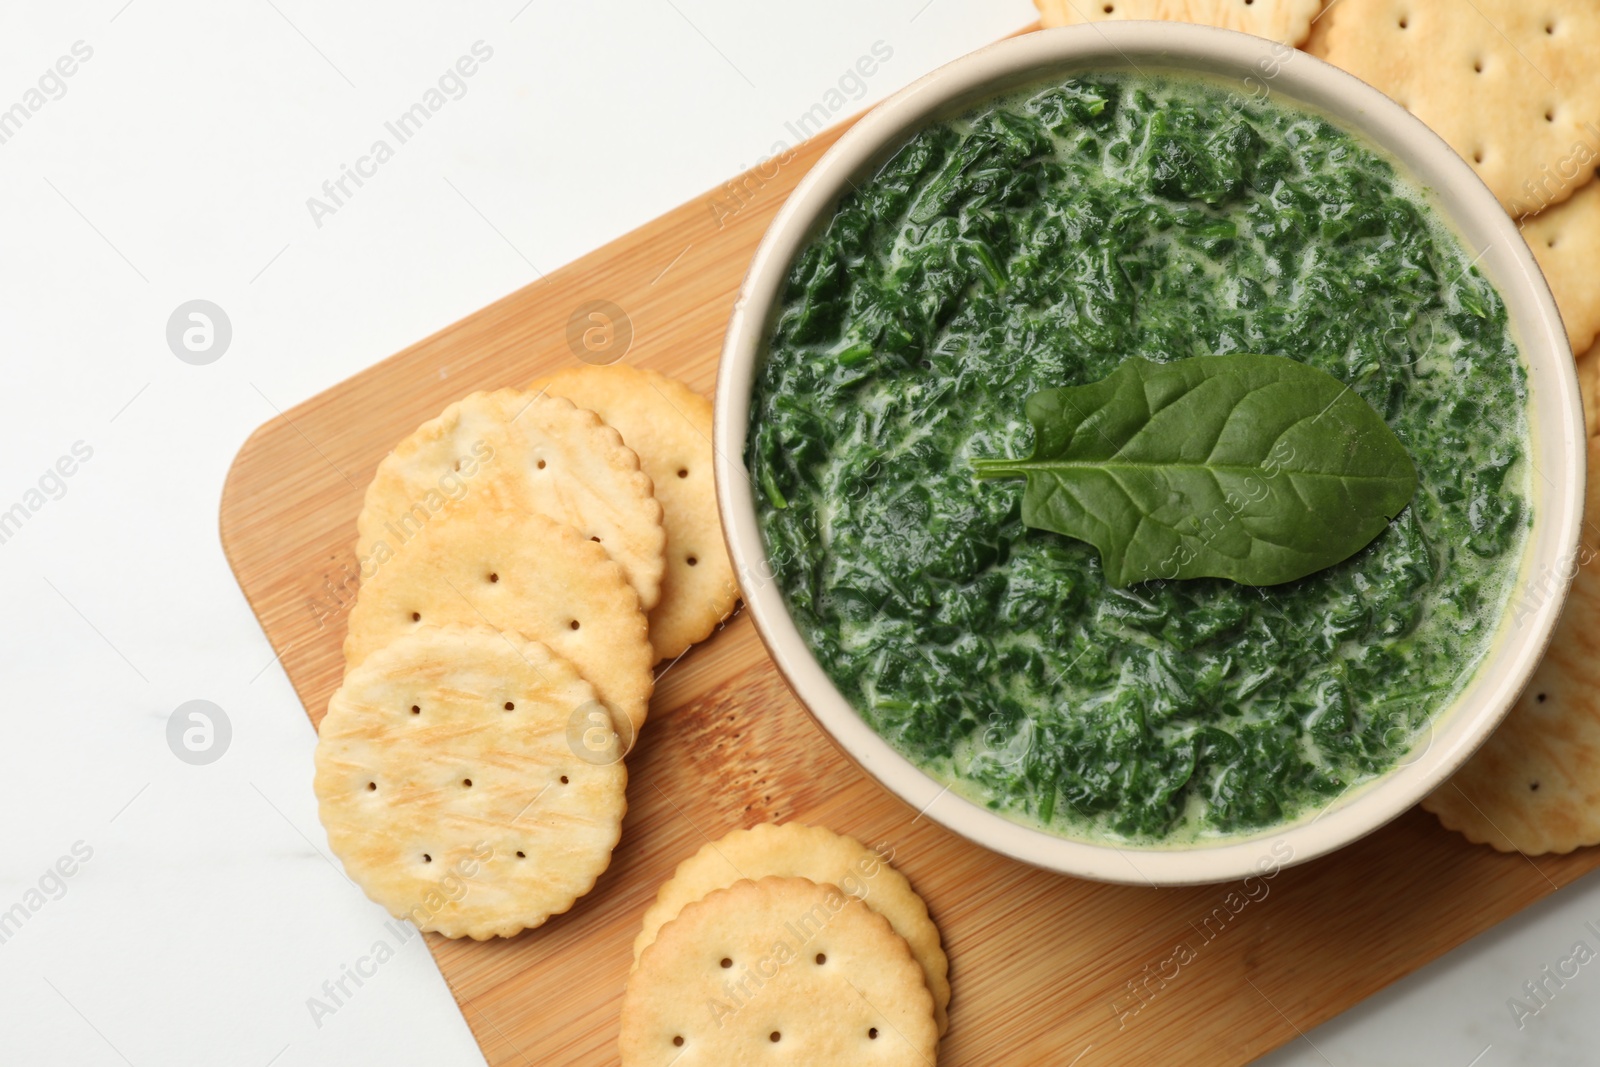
{"left": 747, "top": 73, "right": 1531, "bottom": 844}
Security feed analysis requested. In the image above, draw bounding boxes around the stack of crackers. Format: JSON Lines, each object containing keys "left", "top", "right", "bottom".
{"left": 620, "top": 823, "right": 950, "bottom": 1065}
{"left": 306, "top": 376, "right": 959, "bottom": 1055}
{"left": 1037, "top": 0, "right": 1600, "bottom": 855}
{"left": 312, "top": 365, "right": 737, "bottom": 938}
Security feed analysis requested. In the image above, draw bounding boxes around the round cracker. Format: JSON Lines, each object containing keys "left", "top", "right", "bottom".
{"left": 345, "top": 505, "right": 654, "bottom": 734}
{"left": 315, "top": 625, "right": 627, "bottom": 939}
{"left": 1524, "top": 180, "right": 1600, "bottom": 356}
{"left": 1579, "top": 339, "right": 1600, "bottom": 436}
{"left": 356, "top": 388, "right": 666, "bottom": 611}
{"left": 1313, "top": 0, "right": 1600, "bottom": 215}
{"left": 620, "top": 876, "right": 938, "bottom": 1066}
{"left": 1422, "top": 434, "right": 1600, "bottom": 854}
{"left": 632, "top": 822, "right": 950, "bottom": 1035}
{"left": 1035, "top": 0, "right": 1324, "bottom": 45}
{"left": 532, "top": 366, "right": 738, "bottom": 662}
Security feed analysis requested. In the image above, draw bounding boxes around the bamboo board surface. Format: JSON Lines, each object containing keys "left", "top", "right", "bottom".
{"left": 219, "top": 30, "right": 1600, "bottom": 1064}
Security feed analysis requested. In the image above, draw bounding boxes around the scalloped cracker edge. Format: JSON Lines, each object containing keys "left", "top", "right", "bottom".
{"left": 1523, "top": 175, "right": 1600, "bottom": 355}
{"left": 315, "top": 625, "right": 626, "bottom": 938}
{"left": 631, "top": 822, "right": 950, "bottom": 1034}
{"left": 1422, "top": 434, "right": 1600, "bottom": 853}
{"left": 532, "top": 366, "right": 738, "bottom": 663}
{"left": 1313, "top": 0, "right": 1600, "bottom": 216}
{"left": 1035, "top": 0, "right": 1324, "bottom": 45}
{"left": 620, "top": 876, "right": 938, "bottom": 1066}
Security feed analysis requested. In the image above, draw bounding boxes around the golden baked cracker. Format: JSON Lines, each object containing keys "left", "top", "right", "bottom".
{"left": 356, "top": 389, "right": 665, "bottom": 611}
{"left": 1421, "top": 434, "right": 1600, "bottom": 853}
{"left": 1579, "top": 339, "right": 1600, "bottom": 435}
{"left": 1301, "top": 0, "right": 1336, "bottom": 54}
{"left": 632, "top": 823, "right": 951, "bottom": 1035}
{"left": 1035, "top": 0, "right": 1324, "bottom": 45}
{"left": 620, "top": 876, "right": 938, "bottom": 1066}
{"left": 532, "top": 366, "right": 738, "bottom": 663}
{"left": 1314, "top": 0, "right": 1600, "bottom": 215}
{"left": 314, "top": 625, "right": 626, "bottom": 939}
{"left": 1523, "top": 177, "right": 1600, "bottom": 354}
{"left": 345, "top": 506, "right": 654, "bottom": 734}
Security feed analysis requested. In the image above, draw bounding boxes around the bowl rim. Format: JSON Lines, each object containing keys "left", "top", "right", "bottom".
{"left": 713, "top": 22, "right": 1585, "bottom": 886}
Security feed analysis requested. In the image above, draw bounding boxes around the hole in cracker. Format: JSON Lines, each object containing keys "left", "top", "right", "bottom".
{"left": 504, "top": 701, "right": 515, "bottom": 711}
{"left": 560, "top": 775, "right": 569, "bottom": 784}
{"left": 488, "top": 572, "right": 499, "bottom": 583}
{"left": 570, "top": 619, "right": 581, "bottom": 631}
{"left": 1546, "top": 108, "right": 1556, "bottom": 123}
{"left": 687, "top": 555, "right": 699, "bottom": 567}
{"left": 1102, "top": 3, "right": 1112, "bottom": 11}
{"left": 411, "top": 704, "right": 421, "bottom": 715}
{"left": 677, "top": 468, "right": 689, "bottom": 479}
{"left": 869, "top": 1028, "right": 879, "bottom": 1040}
{"left": 536, "top": 459, "right": 547, "bottom": 470}
{"left": 769, "top": 1032, "right": 781, "bottom": 1043}
{"left": 1531, "top": 781, "right": 1541, "bottom": 791}
{"left": 1397, "top": 15, "right": 1407, "bottom": 27}
{"left": 367, "top": 781, "right": 377, "bottom": 791}
{"left": 1546, "top": 20, "right": 1556, "bottom": 34}
{"left": 814, "top": 952, "right": 826, "bottom": 965}
{"left": 590, "top": 535, "right": 601, "bottom": 543}
{"left": 516, "top": 850, "right": 526, "bottom": 858}
{"left": 1473, "top": 149, "right": 1484, "bottom": 163}
{"left": 462, "top": 778, "right": 473, "bottom": 788}
{"left": 1538, "top": 692, "right": 1548, "bottom": 702}
{"left": 673, "top": 1036, "right": 684, "bottom": 1047}
{"left": 422, "top": 854, "right": 432, "bottom": 863}
{"left": 411, "top": 611, "right": 422, "bottom": 622}
{"left": 1473, "top": 58, "right": 1483, "bottom": 73}
{"left": 720, "top": 957, "right": 733, "bottom": 969}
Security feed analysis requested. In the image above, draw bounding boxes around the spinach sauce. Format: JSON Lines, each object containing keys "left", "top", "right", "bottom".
{"left": 747, "top": 73, "right": 1530, "bottom": 844}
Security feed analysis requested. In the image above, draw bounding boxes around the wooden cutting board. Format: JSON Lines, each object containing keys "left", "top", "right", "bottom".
{"left": 219, "top": 29, "right": 1600, "bottom": 1065}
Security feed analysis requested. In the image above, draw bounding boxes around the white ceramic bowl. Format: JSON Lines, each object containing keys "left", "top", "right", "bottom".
{"left": 714, "top": 24, "right": 1584, "bottom": 885}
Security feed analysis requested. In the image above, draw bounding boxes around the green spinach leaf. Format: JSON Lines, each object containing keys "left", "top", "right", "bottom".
{"left": 973, "top": 354, "right": 1418, "bottom": 587}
